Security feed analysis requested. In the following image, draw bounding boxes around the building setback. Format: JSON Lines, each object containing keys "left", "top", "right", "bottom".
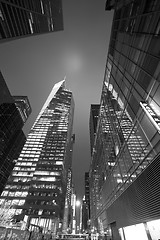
{"left": 0, "top": 72, "right": 31, "bottom": 195}
{"left": 0, "top": 0, "right": 63, "bottom": 42}
{"left": 13, "top": 96, "right": 32, "bottom": 124}
{"left": 90, "top": 0, "right": 160, "bottom": 240}
{"left": 0, "top": 79, "right": 74, "bottom": 234}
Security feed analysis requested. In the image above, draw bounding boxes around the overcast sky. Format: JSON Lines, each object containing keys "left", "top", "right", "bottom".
{"left": 0, "top": 0, "right": 113, "bottom": 199}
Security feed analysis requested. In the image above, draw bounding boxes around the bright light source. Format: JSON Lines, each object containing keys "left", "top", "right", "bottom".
{"left": 147, "top": 219, "right": 160, "bottom": 240}
{"left": 123, "top": 223, "right": 148, "bottom": 240}
{"left": 76, "top": 200, "right": 81, "bottom": 207}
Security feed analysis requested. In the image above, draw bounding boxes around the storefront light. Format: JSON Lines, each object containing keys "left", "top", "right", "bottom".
{"left": 146, "top": 219, "right": 160, "bottom": 240}
{"left": 123, "top": 223, "right": 148, "bottom": 240}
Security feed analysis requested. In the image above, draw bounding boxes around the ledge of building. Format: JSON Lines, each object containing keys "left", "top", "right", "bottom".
{"left": 105, "top": 0, "right": 115, "bottom": 10}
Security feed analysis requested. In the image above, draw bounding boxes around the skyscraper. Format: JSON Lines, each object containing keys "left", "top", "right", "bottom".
{"left": 90, "top": 0, "right": 160, "bottom": 239}
{"left": 0, "top": 0, "right": 63, "bottom": 42}
{"left": 89, "top": 104, "right": 100, "bottom": 156}
{"left": 84, "top": 172, "right": 90, "bottom": 219}
{"left": 62, "top": 134, "right": 75, "bottom": 233}
{"left": 0, "top": 72, "right": 31, "bottom": 195}
{"left": 82, "top": 172, "right": 90, "bottom": 232}
{"left": 0, "top": 79, "right": 74, "bottom": 234}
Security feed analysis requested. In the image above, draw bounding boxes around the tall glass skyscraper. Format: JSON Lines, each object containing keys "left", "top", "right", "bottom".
{"left": 0, "top": 80, "right": 74, "bottom": 234}
{"left": 90, "top": 0, "right": 160, "bottom": 239}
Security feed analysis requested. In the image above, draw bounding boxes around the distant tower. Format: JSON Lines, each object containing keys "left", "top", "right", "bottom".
{"left": 0, "top": 0, "right": 63, "bottom": 42}
{"left": 71, "top": 190, "right": 77, "bottom": 234}
{"left": 0, "top": 72, "right": 31, "bottom": 194}
{"left": 85, "top": 172, "right": 90, "bottom": 219}
{"left": 89, "top": 104, "right": 100, "bottom": 156}
{"left": 0, "top": 79, "right": 74, "bottom": 234}
{"left": 62, "top": 134, "right": 75, "bottom": 233}
{"left": 82, "top": 172, "right": 90, "bottom": 232}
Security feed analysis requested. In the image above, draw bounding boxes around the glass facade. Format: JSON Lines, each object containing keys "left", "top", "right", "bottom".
{"left": 82, "top": 172, "right": 90, "bottom": 232}
{"left": 13, "top": 96, "right": 32, "bottom": 124}
{"left": 0, "top": 72, "right": 30, "bottom": 195}
{"left": 0, "top": 102, "right": 26, "bottom": 194}
{"left": 0, "top": 0, "right": 63, "bottom": 42}
{"left": 90, "top": 0, "right": 160, "bottom": 237}
{"left": 84, "top": 172, "right": 90, "bottom": 218}
{"left": 0, "top": 80, "right": 74, "bottom": 233}
{"left": 89, "top": 104, "right": 100, "bottom": 156}
{"left": 62, "top": 134, "right": 75, "bottom": 233}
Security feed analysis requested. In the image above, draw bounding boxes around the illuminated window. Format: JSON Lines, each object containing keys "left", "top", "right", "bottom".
{"left": 2, "top": 191, "right": 8, "bottom": 196}
{"left": 9, "top": 192, "right": 15, "bottom": 197}
{"left": 21, "top": 192, "right": 28, "bottom": 197}
{"left": 15, "top": 192, "right": 22, "bottom": 197}
{"left": 12, "top": 199, "right": 19, "bottom": 205}
{"left": 19, "top": 200, "right": 25, "bottom": 205}
{"left": 33, "top": 177, "right": 56, "bottom": 181}
{"left": 15, "top": 209, "right": 22, "bottom": 215}
{"left": 0, "top": 199, "right": 5, "bottom": 205}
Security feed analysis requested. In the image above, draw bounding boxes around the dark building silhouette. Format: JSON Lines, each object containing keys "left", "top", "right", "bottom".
{"left": 0, "top": 71, "right": 13, "bottom": 104}
{"left": 0, "top": 102, "right": 26, "bottom": 194}
{"left": 0, "top": 79, "right": 74, "bottom": 234}
{"left": 0, "top": 0, "right": 63, "bottom": 42}
{"left": 90, "top": 0, "right": 160, "bottom": 239}
{"left": 0, "top": 72, "right": 31, "bottom": 194}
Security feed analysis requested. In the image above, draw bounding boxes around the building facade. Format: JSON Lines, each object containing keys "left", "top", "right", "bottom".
{"left": 0, "top": 72, "right": 31, "bottom": 195}
{"left": 0, "top": 0, "right": 63, "bottom": 42}
{"left": 13, "top": 96, "right": 32, "bottom": 124}
{"left": 0, "top": 102, "right": 26, "bottom": 194}
{"left": 0, "top": 80, "right": 74, "bottom": 234}
{"left": 85, "top": 172, "right": 90, "bottom": 218}
{"left": 82, "top": 172, "right": 90, "bottom": 233}
{"left": 90, "top": 0, "right": 160, "bottom": 239}
{"left": 62, "top": 134, "right": 75, "bottom": 233}
{"left": 89, "top": 105, "right": 100, "bottom": 156}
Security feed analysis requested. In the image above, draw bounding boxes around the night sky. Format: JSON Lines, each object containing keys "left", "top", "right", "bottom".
{"left": 0, "top": 0, "right": 113, "bottom": 199}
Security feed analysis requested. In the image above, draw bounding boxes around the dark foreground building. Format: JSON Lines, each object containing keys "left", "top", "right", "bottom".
{"left": 90, "top": 0, "right": 160, "bottom": 240}
{"left": 0, "top": 79, "right": 74, "bottom": 235}
{"left": 0, "top": 72, "right": 31, "bottom": 195}
{"left": 0, "top": 0, "right": 63, "bottom": 42}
